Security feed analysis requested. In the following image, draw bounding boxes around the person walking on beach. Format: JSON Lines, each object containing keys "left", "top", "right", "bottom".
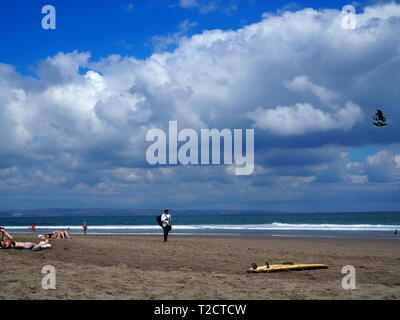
{"left": 30, "top": 224, "right": 36, "bottom": 233}
{"left": 160, "top": 209, "right": 172, "bottom": 242}
{"left": 83, "top": 222, "right": 88, "bottom": 235}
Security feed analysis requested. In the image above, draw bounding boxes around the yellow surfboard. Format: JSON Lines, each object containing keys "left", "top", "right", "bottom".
{"left": 247, "top": 263, "right": 328, "bottom": 273}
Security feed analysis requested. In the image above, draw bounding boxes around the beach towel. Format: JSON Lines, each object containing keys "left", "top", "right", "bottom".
{"left": 32, "top": 244, "right": 52, "bottom": 251}
{"left": 0, "top": 244, "right": 52, "bottom": 250}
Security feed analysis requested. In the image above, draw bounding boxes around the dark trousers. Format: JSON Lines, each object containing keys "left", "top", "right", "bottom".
{"left": 163, "top": 225, "right": 172, "bottom": 241}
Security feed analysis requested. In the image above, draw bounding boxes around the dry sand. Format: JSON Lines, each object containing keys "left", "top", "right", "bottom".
{"left": 0, "top": 234, "right": 399, "bottom": 300}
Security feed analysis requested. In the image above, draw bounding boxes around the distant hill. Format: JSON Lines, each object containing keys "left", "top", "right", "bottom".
{"left": 0, "top": 208, "right": 288, "bottom": 217}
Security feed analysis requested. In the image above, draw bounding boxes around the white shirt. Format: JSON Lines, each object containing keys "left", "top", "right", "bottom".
{"left": 161, "top": 213, "right": 171, "bottom": 228}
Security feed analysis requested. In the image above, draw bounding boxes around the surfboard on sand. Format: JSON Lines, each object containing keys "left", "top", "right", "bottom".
{"left": 247, "top": 263, "right": 328, "bottom": 273}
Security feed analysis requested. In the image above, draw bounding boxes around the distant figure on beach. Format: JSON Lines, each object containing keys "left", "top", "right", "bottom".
{"left": 83, "top": 222, "right": 88, "bottom": 235}
{"left": 0, "top": 227, "right": 49, "bottom": 250}
{"left": 395, "top": 229, "right": 398, "bottom": 235}
{"left": 160, "top": 209, "right": 172, "bottom": 242}
{"left": 30, "top": 224, "right": 36, "bottom": 232}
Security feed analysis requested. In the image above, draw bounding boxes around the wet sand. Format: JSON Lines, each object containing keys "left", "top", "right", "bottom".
{"left": 0, "top": 234, "right": 399, "bottom": 300}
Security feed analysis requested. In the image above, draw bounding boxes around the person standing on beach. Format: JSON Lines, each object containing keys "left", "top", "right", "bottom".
{"left": 83, "top": 222, "right": 88, "bottom": 235}
{"left": 161, "top": 209, "right": 172, "bottom": 242}
{"left": 30, "top": 224, "right": 36, "bottom": 233}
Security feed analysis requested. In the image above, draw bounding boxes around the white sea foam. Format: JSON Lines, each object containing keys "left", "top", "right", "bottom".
{"left": 3, "top": 223, "right": 399, "bottom": 232}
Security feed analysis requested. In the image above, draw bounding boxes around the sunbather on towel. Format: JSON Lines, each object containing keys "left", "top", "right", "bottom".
{"left": 44, "top": 230, "right": 70, "bottom": 239}
{"left": 0, "top": 227, "right": 49, "bottom": 250}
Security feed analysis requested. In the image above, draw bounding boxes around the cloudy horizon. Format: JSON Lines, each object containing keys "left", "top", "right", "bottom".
{"left": 0, "top": 1, "right": 399, "bottom": 211}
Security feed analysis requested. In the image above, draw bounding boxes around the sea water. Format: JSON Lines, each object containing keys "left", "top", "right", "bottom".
{"left": 1, "top": 211, "right": 400, "bottom": 239}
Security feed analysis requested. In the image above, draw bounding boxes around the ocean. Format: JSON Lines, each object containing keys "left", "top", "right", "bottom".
{"left": 1, "top": 211, "right": 400, "bottom": 239}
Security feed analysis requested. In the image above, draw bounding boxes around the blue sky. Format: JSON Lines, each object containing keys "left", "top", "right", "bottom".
{"left": 1, "top": 0, "right": 368, "bottom": 69}
{"left": 0, "top": 0, "right": 399, "bottom": 211}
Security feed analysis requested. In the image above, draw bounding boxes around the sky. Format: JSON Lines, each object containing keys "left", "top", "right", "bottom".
{"left": 0, "top": 0, "right": 399, "bottom": 211}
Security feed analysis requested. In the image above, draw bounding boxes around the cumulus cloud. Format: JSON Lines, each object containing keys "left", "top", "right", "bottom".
{"left": 0, "top": 3, "right": 400, "bottom": 209}
{"left": 365, "top": 151, "right": 400, "bottom": 182}
{"left": 37, "top": 51, "right": 90, "bottom": 84}
{"left": 339, "top": 150, "right": 400, "bottom": 184}
{"left": 284, "top": 75, "right": 340, "bottom": 105}
{"left": 246, "top": 101, "right": 362, "bottom": 136}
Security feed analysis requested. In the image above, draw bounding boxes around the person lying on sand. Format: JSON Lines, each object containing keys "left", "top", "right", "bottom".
{"left": 0, "top": 227, "right": 49, "bottom": 250}
{"left": 44, "top": 230, "right": 70, "bottom": 239}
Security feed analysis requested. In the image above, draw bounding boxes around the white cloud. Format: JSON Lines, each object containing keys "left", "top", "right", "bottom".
{"left": 178, "top": 0, "right": 236, "bottom": 14}
{"left": 151, "top": 20, "right": 198, "bottom": 51}
{"left": 0, "top": 167, "right": 17, "bottom": 177}
{"left": 346, "top": 161, "right": 364, "bottom": 174}
{"left": 284, "top": 75, "right": 340, "bottom": 105}
{"left": 347, "top": 174, "right": 368, "bottom": 184}
{"left": 0, "top": 3, "right": 399, "bottom": 202}
{"left": 395, "top": 155, "right": 400, "bottom": 168}
{"left": 180, "top": 0, "right": 198, "bottom": 9}
{"left": 37, "top": 51, "right": 90, "bottom": 84}
{"left": 246, "top": 101, "right": 362, "bottom": 136}
{"left": 365, "top": 151, "right": 400, "bottom": 182}
{"left": 366, "top": 150, "right": 392, "bottom": 166}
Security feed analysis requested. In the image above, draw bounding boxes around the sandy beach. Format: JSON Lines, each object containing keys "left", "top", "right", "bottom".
{"left": 0, "top": 234, "right": 399, "bottom": 300}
